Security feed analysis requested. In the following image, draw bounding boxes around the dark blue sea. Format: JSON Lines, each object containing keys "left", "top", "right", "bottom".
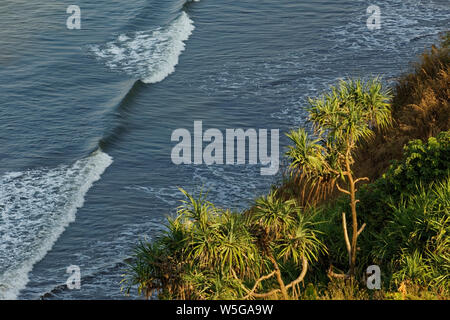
{"left": 0, "top": 0, "right": 448, "bottom": 299}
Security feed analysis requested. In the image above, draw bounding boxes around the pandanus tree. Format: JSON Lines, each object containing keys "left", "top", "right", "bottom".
{"left": 124, "top": 188, "right": 325, "bottom": 300}
{"left": 122, "top": 188, "right": 261, "bottom": 299}
{"left": 241, "top": 191, "right": 326, "bottom": 299}
{"left": 286, "top": 78, "right": 392, "bottom": 278}
{"left": 176, "top": 189, "right": 326, "bottom": 300}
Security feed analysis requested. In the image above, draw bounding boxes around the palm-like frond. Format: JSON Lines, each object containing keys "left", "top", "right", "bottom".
{"left": 251, "top": 190, "right": 297, "bottom": 239}
{"left": 307, "top": 78, "right": 392, "bottom": 147}
{"left": 276, "top": 209, "right": 328, "bottom": 265}
{"left": 285, "top": 128, "right": 326, "bottom": 175}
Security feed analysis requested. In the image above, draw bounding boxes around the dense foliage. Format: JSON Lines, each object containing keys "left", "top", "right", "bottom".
{"left": 285, "top": 78, "right": 391, "bottom": 278}
{"left": 122, "top": 189, "right": 325, "bottom": 299}
{"left": 314, "top": 132, "right": 449, "bottom": 299}
{"left": 124, "top": 33, "right": 449, "bottom": 300}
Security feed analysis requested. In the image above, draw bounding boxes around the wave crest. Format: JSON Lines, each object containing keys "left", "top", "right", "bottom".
{"left": 0, "top": 150, "right": 113, "bottom": 300}
{"left": 90, "top": 11, "right": 195, "bottom": 84}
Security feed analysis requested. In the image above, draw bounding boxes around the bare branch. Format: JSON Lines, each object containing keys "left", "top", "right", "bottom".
{"left": 241, "top": 271, "right": 276, "bottom": 299}
{"left": 286, "top": 256, "right": 308, "bottom": 290}
{"left": 354, "top": 177, "right": 370, "bottom": 185}
{"left": 342, "top": 212, "right": 351, "bottom": 256}
{"left": 357, "top": 223, "right": 367, "bottom": 237}
{"left": 327, "top": 266, "right": 350, "bottom": 279}
{"left": 240, "top": 257, "right": 309, "bottom": 299}
{"left": 268, "top": 253, "right": 289, "bottom": 299}
{"left": 336, "top": 182, "right": 351, "bottom": 195}
{"left": 249, "top": 288, "right": 281, "bottom": 298}
{"left": 327, "top": 167, "right": 340, "bottom": 175}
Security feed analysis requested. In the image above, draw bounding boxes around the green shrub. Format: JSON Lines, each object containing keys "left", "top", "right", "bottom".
{"left": 358, "top": 131, "right": 450, "bottom": 228}
{"left": 307, "top": 133, "right": 449, "bottom": 296}
{"left": 381, "top": 131, "right": 449, "bottom": 195}
{"left": 374, "top": 178, "right": 449, "bottom": 294}
{"left": 123, "top": 189, "right": 326, "bottom": 300}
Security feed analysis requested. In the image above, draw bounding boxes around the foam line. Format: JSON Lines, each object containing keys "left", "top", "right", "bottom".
{"left": 0, "top": 150, "right": 113, "bottom": 300}
{"left": 91, "top": 11, "right": 195, "bottom": 84}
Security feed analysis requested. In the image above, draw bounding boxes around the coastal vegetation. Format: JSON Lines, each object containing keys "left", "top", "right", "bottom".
{"left": 123, "top": 32, "right": 449, "bottom": 300}
{"left": 285, "top": 78, "right": 392, "bottom": 280}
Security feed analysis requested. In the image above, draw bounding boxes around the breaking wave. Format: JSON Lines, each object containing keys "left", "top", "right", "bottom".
{"left": 90, "top": 11, "right": 195, "bottom": 84}
{"left": 0, "top": 150, "right": 113, "bottom": 299}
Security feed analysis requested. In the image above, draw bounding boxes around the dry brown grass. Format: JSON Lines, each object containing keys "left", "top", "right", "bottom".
{"left": 354, "top": 32, "right": 449, "bottom": 181}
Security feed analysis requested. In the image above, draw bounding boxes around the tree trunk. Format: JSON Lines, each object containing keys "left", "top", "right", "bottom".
{"left": 345, "top": 152, "right": 358, "bottom": 278}
{"left": 268, "top": 254, "right": 289, "bottom": 299}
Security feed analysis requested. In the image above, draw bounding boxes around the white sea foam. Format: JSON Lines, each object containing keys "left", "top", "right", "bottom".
{"left": 0, "top": 150, "right": 113, "bottom": 300}
{"left": 33, "top": 219, "right": 164, "bottom": 300}
{"left": 125, "top": 163, "right": 275, "bottom": 212}
{"left": 327, "top": 0, "right": 450, "bottom": 52}
{"left": 192, "top": 0, "right": 449, "bottom": 127}
{"left": 90, "top": 11, "right": 195, "bottom": 84}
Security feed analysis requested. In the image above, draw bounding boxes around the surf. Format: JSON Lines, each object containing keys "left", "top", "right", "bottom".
{"left": 90, "top": 10, "right": 196, "bottom": 84}
{"left": 0, "top": 149, "right": 113, "bottom": 299}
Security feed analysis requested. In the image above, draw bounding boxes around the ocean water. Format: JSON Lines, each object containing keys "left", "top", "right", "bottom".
{"left": 0, "top": 0, "right": 448, "bottom": 299}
